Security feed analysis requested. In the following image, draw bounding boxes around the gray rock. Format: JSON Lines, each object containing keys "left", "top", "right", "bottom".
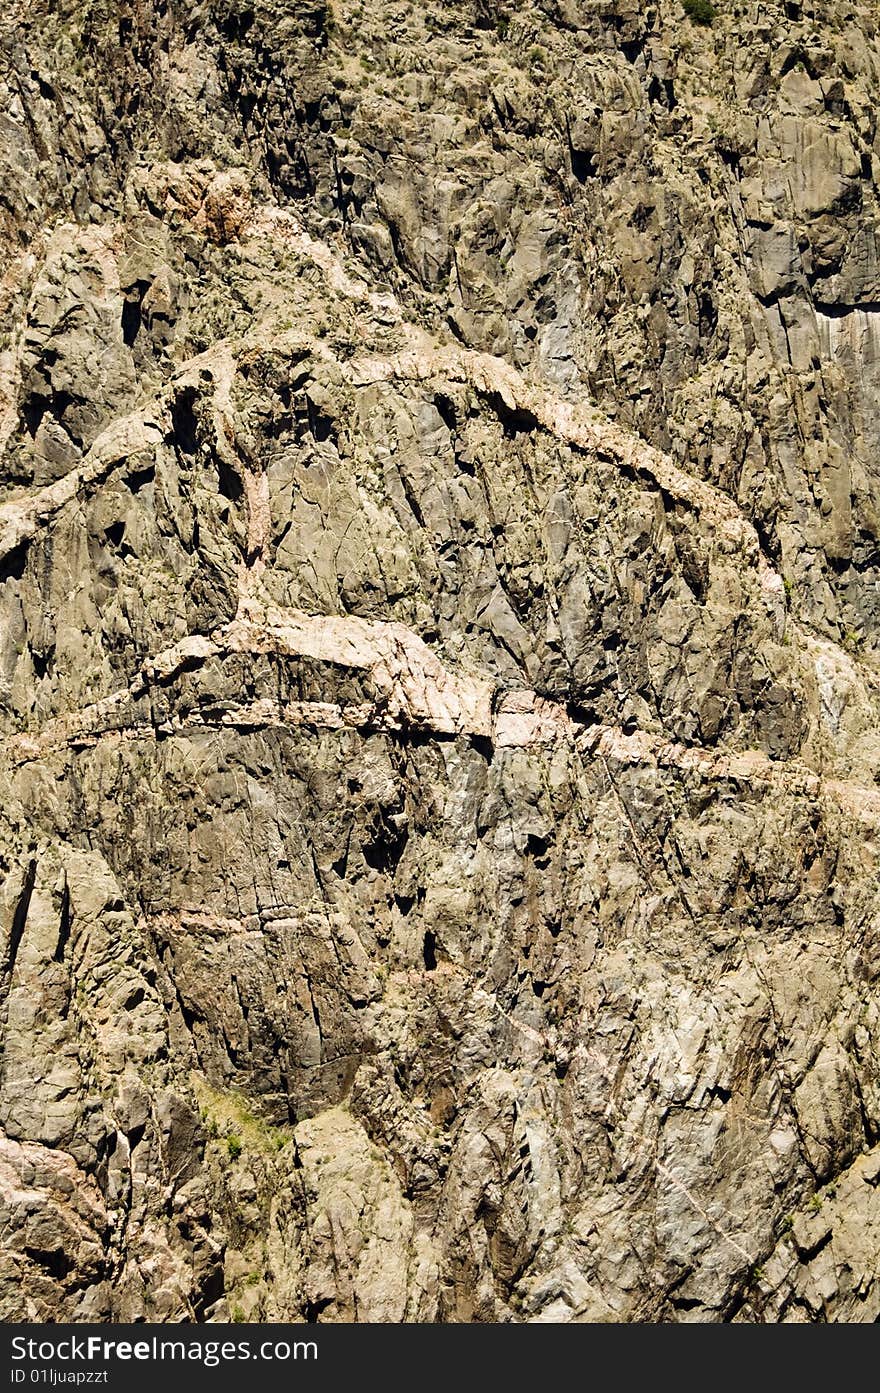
{"left": 1, "top": 0, "right": 880, "bottom": 1325}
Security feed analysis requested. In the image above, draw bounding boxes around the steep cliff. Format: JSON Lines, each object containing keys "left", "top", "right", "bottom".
{"left": 2, "top": 0, "right": 880, "bottom": 1322}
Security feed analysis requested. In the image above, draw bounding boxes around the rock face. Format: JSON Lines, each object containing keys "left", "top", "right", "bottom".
{"left": 2, "top": 0, "right": 880, "bottom": 1323}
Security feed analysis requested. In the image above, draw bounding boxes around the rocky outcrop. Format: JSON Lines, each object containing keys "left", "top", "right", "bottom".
{"left": 2, "top": 0, "right": 880, "bottom": 1323}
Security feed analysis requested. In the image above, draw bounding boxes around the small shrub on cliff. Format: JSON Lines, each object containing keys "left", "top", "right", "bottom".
{"left": 226, "top": 1134, "right": 243, "bottom": 1161}
{"left": 683, "top": 0, "right": 716, "bottom": 24}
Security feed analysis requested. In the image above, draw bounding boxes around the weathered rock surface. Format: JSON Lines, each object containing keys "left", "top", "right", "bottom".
{"left": 2, "top": 0, "right": 880, "bottom": 1322}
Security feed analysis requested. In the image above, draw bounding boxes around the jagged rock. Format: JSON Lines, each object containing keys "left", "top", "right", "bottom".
{"left": 1, "top": 0, "right": 880, "bottom": 1325}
